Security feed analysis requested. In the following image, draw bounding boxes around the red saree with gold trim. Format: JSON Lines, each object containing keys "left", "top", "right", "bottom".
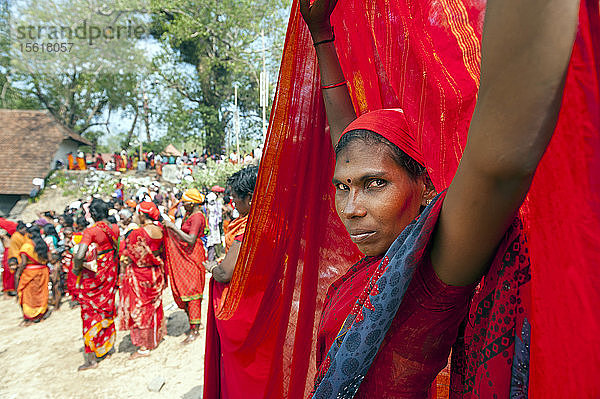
{"left": 216, "top": 1, "right": 600, "bottom": 398}
{"left": 78, "top": 223, "right": 119, "bottom": 357}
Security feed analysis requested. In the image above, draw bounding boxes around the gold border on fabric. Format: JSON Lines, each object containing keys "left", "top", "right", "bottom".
{"left": 83, "top": 318, "right": 115, "bottom": 357}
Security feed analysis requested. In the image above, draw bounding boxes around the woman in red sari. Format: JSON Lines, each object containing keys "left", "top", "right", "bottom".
{"left": 1, "top": 220, "right": 22, "bottom": 297}
{"left": 15, "top": 227, "right": 50, "bottom": 325}
{"left": 298, "top": 0, "right": 579, "bottom": 398}
{"left": 73, "top": 198, "right": 120, "bottom": 371}
{"left": 203, "top": 166, "right": 266, "bottom": 399}
{"left": 162, "top": 188, "right": 207, "bottom": 344}
{"left": 119, "top": 201, "right": 166, "bottom": 359}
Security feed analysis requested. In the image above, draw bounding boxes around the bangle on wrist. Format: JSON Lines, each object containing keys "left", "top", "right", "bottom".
{"left": 313, "top": 27, "right": 334, "bottom": 47}
{"left": 321, "top": 80, "right": 347, "bottom": 90}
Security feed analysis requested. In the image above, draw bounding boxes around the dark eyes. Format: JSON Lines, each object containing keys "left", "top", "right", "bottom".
{"left": 366, "top": 179, "right": 386, "bottom": 189}
{"left": 334, "top": 179, "right": 386, "bottom": 191}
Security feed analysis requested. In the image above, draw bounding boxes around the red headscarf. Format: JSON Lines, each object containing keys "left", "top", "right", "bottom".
{"left": 340, "top": 108, "right": 425, "bottom": 167}
{"left": 138, "top": 201, "right": 160, "bottom": 221}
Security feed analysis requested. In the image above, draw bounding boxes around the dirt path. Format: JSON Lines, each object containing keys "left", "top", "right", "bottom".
{"left": 0, "top": 285, "right": 209, "bottom": 399}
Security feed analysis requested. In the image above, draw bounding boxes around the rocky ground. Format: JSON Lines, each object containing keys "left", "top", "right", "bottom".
{"left": 0, "top": 286, "right": 209, "bottom": 399}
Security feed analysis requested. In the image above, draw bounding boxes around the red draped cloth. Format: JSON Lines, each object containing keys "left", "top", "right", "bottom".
{"left": 6, "top": 231, "right": 26, "bottom": 293}
{"left": 527, "top": 3, "right": 600, "bottom": 397}
{"left": 1, "top": 217, "right": 18, "bottom": 293}
{"left": 78, "top": 222, "right": 119, "bottom": 357}
{"left": 215, "top": 0, "right": 599, "bottom": 398}
{"left": 163, "top": 212, "right": 206, "bottom": 325}
{"left": 203, "top": 222, "right": 272, "bottom": 399}
{"left": 119, "top": 227, "right": 166, "bottom": 350}
{"left": 0, "top": 218, "right": 16, "bottom": 235}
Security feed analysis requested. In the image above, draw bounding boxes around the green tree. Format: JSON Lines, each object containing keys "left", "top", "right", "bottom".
{"left": 149, "top": 0, "right": 289, "bottom": 154}
{"left": 2, "top": 0, "right": 152, "bottom": 146}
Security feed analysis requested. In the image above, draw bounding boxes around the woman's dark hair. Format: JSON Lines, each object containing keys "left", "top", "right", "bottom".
{"left": 62, "top": 214, "right": 74, "bottom": 228}
{"left": 106, "top": 215, "right": 117, "bottom": 224}
{"left": 76, "top": 216, "right": 89, "bottom": 230}
{"left": 42, "top": 224, "right": 58, "bottom": 239}
{"left": 227, "top": 165, "right": 258, "bottom": 200}
{"left": 89, "top": 198, "right": 109, "bottom": 222}
{"left": 27, "top": 226, "right": 48, "bottom": 261}
{"left": 335, "top": 129, "right": 427, "bottom": 180}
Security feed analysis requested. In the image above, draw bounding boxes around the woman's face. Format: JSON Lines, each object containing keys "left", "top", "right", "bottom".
{"left": 183, "top": 201, "right": 195, "bottom": 213}
{"left": 231, "top": 191, "right": 252, "bottom": 216}
{"left": 333, "top": 141, "right": 428, "bottom": 257}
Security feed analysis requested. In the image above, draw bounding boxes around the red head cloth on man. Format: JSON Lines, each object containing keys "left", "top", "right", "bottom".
{"left": 138, "top": 202, "right": 160, "bottom": 221}
{"left": 340, "top": 108, "right": 425, "bottom": 167}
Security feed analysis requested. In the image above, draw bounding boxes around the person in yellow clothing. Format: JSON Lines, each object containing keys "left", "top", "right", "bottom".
{"left": 15, "top": 226, "right": 51, "bottom": 326}
{"left": 76, "top": 151, "right": 87, "bottom": 170}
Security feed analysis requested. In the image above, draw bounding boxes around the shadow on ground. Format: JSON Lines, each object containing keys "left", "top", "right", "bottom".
{"left": 182, "top": 385, "right": 203, "bottom": 399}
{"left": 167, "top": 310, "right": 190, "bottom": 337}
{"left": 117, "top": 333, "right": 136, "bottom": 353}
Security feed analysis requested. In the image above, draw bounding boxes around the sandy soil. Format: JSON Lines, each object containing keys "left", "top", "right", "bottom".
{"left": 0, "top": 284, "right": 209, "bottom": 399}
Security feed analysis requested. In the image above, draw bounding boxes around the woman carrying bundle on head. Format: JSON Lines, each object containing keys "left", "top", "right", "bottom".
{"left": 73, "top": 198, "right": 120, "bottom": 371}
{"left": 15, "top": 225, "right": 50, "bottom": 326}
{"left": 296, "top": 0, "right": 581, "bottom": 397}
{"left": 119, "top": 201, "right": 167, "bottom": 359}
{"left": 162, "top": 188, "right": 207, "bottom": 344}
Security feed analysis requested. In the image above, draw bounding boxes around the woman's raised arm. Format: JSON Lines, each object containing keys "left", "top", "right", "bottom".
{"left": 300, "top": 0, "right": 356, "bottom": 145}
{"left": 432, "top": 0, "right": 580, "bottom": 286}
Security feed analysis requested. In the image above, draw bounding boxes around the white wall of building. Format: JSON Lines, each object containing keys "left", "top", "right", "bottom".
{"left": 52, "top": 139, "right": 80, "bottom": 169}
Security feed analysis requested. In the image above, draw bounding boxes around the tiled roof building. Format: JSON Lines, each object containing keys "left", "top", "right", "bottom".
{"left": 0, "top": 109, "right": 91, "bottom": 215}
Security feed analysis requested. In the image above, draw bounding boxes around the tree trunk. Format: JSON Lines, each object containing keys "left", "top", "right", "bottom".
{"left": 124, "top": 110, "right": 139, "bottom": 149}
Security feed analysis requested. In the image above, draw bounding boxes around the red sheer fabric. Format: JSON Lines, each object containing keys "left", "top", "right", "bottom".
{"left": 204, "top": 229, "right": 274, "bottom": 399}
{"left": 217, "top": 0, "right": 599, "bottom": 398}
{"left": 527, "top": 2, "right": 600, "bottom": 397}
